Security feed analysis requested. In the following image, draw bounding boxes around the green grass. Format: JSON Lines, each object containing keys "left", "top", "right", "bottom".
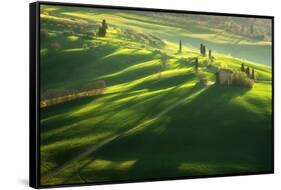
{"left": 39, "top": 5, "right": 273, "bottom": 186}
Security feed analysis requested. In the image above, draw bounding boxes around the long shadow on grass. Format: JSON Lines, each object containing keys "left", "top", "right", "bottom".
{"left": 40, "top": 50, "right": 162, "bottom": 134}
{"left": 40, "top": 70, "right": 196, "bottom": 145}
{"left": 40, "top": 78, "right": 202, "bottom": 183}
{"left": 41, "top": 70, "right": 196, "bottom": 145}
{"left": 40, "top": 72, "right": 160, "bottom": 144}
{"left": 74, "top": 83, "right": 207, "bottom": 182}
{"left": 78, "top": 85, "right": 272, "bottom": 182}
{"left": 130, "top": 72, "right": 196, "bottom": 91}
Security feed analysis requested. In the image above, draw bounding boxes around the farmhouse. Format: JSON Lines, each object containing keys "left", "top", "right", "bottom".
{"left": 216, "top": 69, "right": 233, "bottom": 85}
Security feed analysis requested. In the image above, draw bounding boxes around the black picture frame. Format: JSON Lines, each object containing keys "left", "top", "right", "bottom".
{"left": 30, "top": 1, "right": 274, "bottom": 188}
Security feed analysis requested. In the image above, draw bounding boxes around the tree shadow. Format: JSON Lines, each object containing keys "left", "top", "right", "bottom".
{"left": 41, "top": 80, "right": 204, "bottom": 183}
{"left": 75, "top": 84, "right": 272, "bottom": 183}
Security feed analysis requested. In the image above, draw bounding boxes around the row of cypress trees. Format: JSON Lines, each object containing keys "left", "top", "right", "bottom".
{"left": 241, "top": 63, "right": 255, "bottom": 80}
{"left": 200, "top": 43, "right": 206, "bottom": 56}
{"left": 200, "top": 43, "right": 213, "bottom": 59}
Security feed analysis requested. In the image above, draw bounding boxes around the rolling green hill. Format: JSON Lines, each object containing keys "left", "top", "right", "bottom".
{"left": 39, "top": 5, "right": 272, "bottom": 186}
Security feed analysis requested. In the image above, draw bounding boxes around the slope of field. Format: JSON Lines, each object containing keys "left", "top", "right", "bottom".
{"left": 39, "top": 5, "right": 272, "bottom": 186}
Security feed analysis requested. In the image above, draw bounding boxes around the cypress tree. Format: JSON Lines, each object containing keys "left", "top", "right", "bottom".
{"left": 246, "top": 66, "right": 250, "bottom": 77}
{"left": 202, "top": 45, "right": 206, "bottom": 56}
{"left": 98, "top": 19, "right": 108, "bottom": 37}
{"left": 209, "top": 49, "right": 212, "bottom": 58}
{"left": 241, "top": 63, "right": 245, "bottom": 72}
{"left": 178, "top": 40, "right": 182, "bottom": 53}
{"left": 102, "top": 19, "right": 108, "bottom": 35}
{"left": 251, "top": 68, "right": 255, "bottom": 80}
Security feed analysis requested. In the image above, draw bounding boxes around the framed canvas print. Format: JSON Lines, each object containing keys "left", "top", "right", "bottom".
{"left": 29, "top": 1, "right": 274, "bottom": 188}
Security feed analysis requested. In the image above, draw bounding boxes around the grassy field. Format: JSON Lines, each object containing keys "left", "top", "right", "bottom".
{"left": 39, "top": 5, "right": 273, "bottom": 186}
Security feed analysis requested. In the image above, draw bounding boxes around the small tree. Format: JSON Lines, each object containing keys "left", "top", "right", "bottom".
{"left": 251, "top": 68, "right": 255, "bottom": 80}
{"left": 98, "top": 19, "right": 108, "bottom": 37}
{"left": 194, "top": 57, "right": 199, "bottom": 72}
{"left": 178, "top": 40, "right": 182, "bottom": 53}
{"left": 241, "top": 63, "right": 245, "bottom": 72}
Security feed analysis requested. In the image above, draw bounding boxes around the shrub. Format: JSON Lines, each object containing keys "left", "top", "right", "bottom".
{"left": 231, "top": 71, "right": 254, "bottom": 88}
